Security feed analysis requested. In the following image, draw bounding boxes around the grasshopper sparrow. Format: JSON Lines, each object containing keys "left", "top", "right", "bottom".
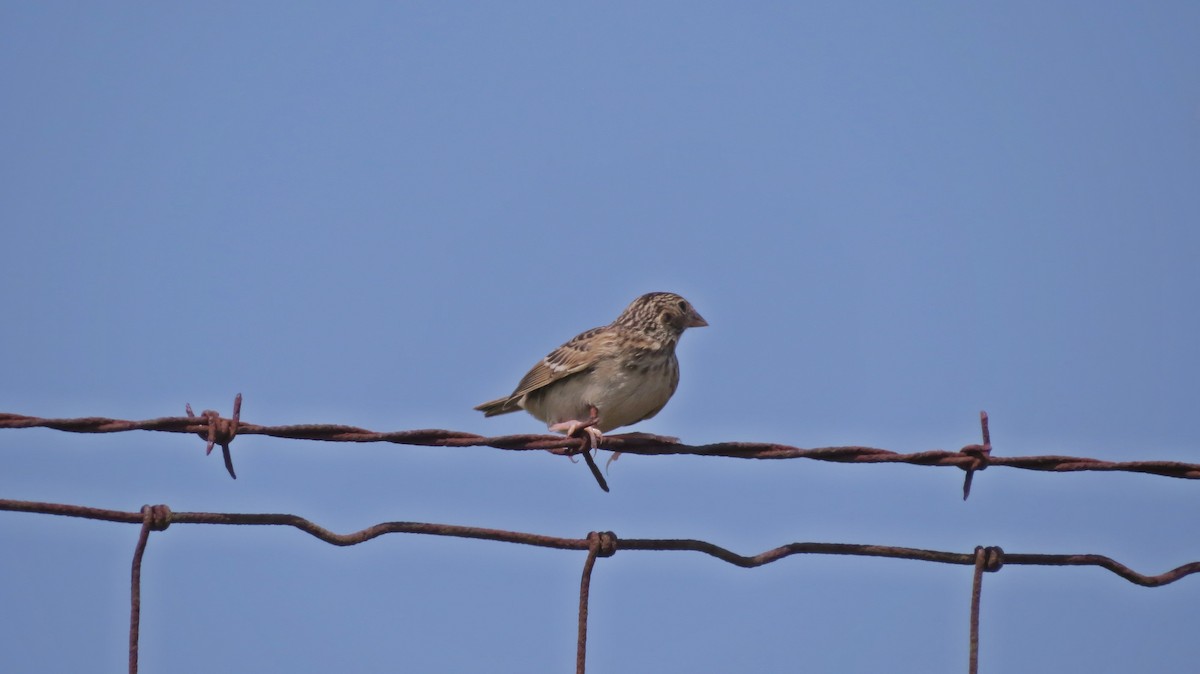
{"left": 475, "top": 292, "right": 707, "bottom": 450}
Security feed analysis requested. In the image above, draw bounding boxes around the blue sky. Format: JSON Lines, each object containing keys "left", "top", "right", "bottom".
{"left": 2, "top": 3, "right": 1199, "bottom": 672}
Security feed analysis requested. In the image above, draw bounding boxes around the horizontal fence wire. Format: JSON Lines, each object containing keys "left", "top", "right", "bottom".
{"left": 5, "top": 397, "right": 1200, "bottom": 672}
{"left": 2, "top": 498, "right": 1199, "bottom": 674}
{"left": 4, "top": 396, "right": 1200, "bottom": 496}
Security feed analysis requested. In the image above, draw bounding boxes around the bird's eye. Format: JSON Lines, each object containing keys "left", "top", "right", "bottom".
{"left": 677, "top": 300, "right": 688, "bottom": 312}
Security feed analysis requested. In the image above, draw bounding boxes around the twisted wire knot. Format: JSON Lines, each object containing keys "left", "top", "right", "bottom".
{"left": 202, "top": 412, "right": 239, "bottom": 453}
{"left": 587, "top": 531, "right": 619, "bottom": 558}
{"left": 974, "top": 545, "right": 1004, "bottom": 572}
{"left": 960, "top": 444, "right": 991, "bottom": 474}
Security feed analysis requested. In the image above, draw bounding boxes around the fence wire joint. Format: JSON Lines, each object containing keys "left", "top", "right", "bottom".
{"left": 140, "top": 504, "right": 173, "bottom": 532}
{"left": 587, "top": 531, "right": 619, "bottom": 558}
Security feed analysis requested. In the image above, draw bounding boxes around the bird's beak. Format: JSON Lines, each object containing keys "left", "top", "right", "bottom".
{"left": 687, "top": 311, "right": 708, "bottom": 328}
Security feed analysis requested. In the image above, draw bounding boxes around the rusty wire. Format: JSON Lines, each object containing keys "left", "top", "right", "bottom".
{"left": 4, "top": 399, "right": 1200, "bottom": 496}
{"left": 129, "top": 504, "right": 170, "bottom": 674}
{"left": 969, "top": 546, "right": 1002, "bottom": 674}
{"left": 5, "top": 398, "right": 1200, "bottom": 670}
{"left": 577, "top": 531, "right": 617, "bottom": 674}
{"left": 1, "top": 497, "right": 1199, "bottom": 673}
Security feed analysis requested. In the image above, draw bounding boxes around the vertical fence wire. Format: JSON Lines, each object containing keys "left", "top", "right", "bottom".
{"left": 128, "top": 511, "right": 152, "bottom": 674}
{"left": 969, "top": 547, "right": 985, "bottom": 674}
{"left": 577, "top": 532, "right": 619, "bottom": 673}
{"left": 577, "top": 542, "right": 600, "bottom": 673}
{"left": 129, "top": 505, "right": 171, "bottom": 674}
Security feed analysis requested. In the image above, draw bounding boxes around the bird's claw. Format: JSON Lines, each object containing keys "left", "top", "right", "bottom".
{"left": 549, "top": 422, "right": 604, "bottom": 452}
{"left": 550, "top": 407, "right": 604, "bottom": 456}
{"left": 604, "top": 451, "right": 621, "bottom": 474}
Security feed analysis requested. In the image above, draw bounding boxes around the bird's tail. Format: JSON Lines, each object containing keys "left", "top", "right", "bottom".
{"left": 474, "top": 397, "right": 522, "bottom": 417}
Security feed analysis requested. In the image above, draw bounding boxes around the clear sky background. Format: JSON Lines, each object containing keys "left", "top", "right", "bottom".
{"left": 3, "top": 3, "right": 1199, "bottom": 672}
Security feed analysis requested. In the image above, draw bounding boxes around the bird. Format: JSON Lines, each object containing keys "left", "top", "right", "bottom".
{"left": 475, "top": 292, "right": 707, "bottom": 452}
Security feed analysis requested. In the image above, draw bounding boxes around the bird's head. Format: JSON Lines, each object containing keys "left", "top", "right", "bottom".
{"left": 615, "top": 292, "right": 708, "bottom": 339}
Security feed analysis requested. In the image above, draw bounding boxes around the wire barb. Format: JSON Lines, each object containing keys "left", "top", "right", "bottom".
{"left": 553, "top": 410, "right": 611, "bottom": 491}
{"left": 960, "top": 411, "right": 993, "bottom": 500}
{"left": 184, "top": 394, "right": 241, "bottom": 479}
{"left": 581, "top": 450, "right": 610, "bottom": 492}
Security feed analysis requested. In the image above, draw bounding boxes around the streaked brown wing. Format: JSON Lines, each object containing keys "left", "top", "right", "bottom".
{"left": 507, "top": 325, "right": 610, "bottom": 399}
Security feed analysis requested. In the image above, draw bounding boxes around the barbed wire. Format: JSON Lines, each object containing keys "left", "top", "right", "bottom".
{"left": 1, "top": 497, "right": 1198, "bottom": 674}
{"left": 4, "top": 396, "right": 1200, "bottom": 496}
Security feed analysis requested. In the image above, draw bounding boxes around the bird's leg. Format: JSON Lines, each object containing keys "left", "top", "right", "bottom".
{"left": 582, "top": 406, "right": 603, "bottom": 455}
{"left": 549, "top": 406, "right": 603, "bottom": 455}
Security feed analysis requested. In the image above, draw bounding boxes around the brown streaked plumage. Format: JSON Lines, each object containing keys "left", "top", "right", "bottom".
{"left": 475, "top": 292, "right": 707, "bottom": 447}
